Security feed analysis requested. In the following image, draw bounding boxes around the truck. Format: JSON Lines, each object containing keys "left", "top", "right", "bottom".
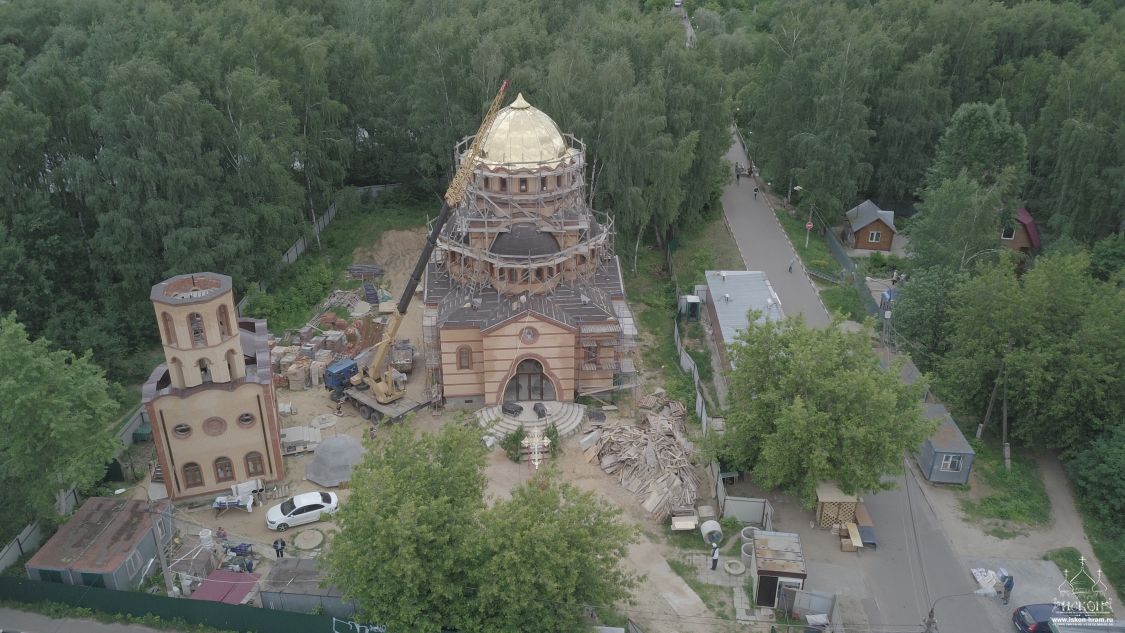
{"left": 324, "top": 358, "right": 422, "bottom": 423}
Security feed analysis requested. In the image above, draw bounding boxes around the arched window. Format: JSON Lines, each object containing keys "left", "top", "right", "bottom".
{"left": 199, "top": 358, "right": 212, "bottom": 384}
{"left": 457, "top": 346, "right": 472, "bottom": 370}
{"left": 188, "top": 312, "right": 206, "bottom": 347}
{"left": 183, "top": 463, "right": 203, "bottom": 488}
{"left": 245, "top": 452, "right": 265, "bottom": 477}
{"left": 217, "top": 305, "right": 231, "bottom": 338}
{"left": 161, "top": 313, "right": 177, "bottom": 346}
{"left": 214, "top": 457, "right": 235, "bottom": 483}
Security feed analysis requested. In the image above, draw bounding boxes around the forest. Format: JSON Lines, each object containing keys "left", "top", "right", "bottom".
{"left": 2, "top": 0, "right": 1122, "bottom": 380}
{"left": 0, "top": 0, "right": 730, "bottom": 380}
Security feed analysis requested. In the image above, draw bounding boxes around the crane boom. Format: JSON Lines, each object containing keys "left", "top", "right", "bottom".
{"left": 359, "top": 80, "right": 510, "bottom": 403}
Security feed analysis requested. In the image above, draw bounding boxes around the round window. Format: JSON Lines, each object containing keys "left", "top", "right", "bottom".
{"left": 520, "top": 327, "right": 539, "bottom": 344}
{"left": 237, "top": 413, "right": 256, "bottom": 428}
{"left": 173, "top": 424, "right": 192, "bottom": 438}
{"left": 202, "top": 417, "right": 227, "bottom": 436}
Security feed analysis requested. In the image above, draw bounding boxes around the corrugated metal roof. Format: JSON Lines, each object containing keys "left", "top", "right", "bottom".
{"left": 923, "top": 403, "right": 974, "bottom": 454}
{"left": 751, "top": 530, "right": 806, "bottom": 576}
{"left": 703, "top": 271, "right": 783, "bottom": 347}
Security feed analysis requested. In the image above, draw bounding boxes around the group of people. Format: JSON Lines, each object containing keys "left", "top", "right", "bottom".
{"left": 734, "top": 162, "right": 759, "bottom": 198}
{"left": 213, "top": 526, "right": 288, "bottom": 559}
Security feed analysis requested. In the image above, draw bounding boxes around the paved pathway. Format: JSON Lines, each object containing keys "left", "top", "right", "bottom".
{"left": 720, "top": 134, "right": 830, "bottom": 329}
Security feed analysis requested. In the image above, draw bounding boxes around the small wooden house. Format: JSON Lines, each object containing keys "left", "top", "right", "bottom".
{"left": 916, "top": 404, "right": 975, "bottom": 485}
{"left": 844, "top": 200, "right": 896, "bottom": 252}
{"left": 1000, "top": 207, "right": 1042, "bottom": 256}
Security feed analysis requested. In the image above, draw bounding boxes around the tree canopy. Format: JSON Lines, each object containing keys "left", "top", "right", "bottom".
{"left": 0, "top": 0, "right": 729, "bottom": 381}
{"left": 936, "top": 253, "right": 1125, "bottom": 453}
{"left": 326, "top": 425, "right": 638, "bottom": 633}
{"left": 0, "top": 314, "right": 119, "bottom": 537}
{"left": 713, "top": 315, "right": 932, "bottom": 504}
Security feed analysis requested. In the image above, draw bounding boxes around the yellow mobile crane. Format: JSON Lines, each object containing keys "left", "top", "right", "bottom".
{"left": 324, "top": 80, "right": 510, "bottom": 420}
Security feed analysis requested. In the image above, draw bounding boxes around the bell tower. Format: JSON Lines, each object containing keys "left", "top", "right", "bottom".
{"left": 149, "top": 273, "right": 245, "bottom": 389}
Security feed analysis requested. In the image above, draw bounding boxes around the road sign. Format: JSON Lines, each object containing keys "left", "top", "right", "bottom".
{"left": 806, "top": 221, "right": 814, "bottom": 230}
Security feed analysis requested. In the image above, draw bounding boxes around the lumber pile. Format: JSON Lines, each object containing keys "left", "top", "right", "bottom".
{"left": 594, "top": 422, "right": 699, "bottom": 523}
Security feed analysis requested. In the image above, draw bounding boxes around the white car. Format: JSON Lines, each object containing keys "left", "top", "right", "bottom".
{"left": 266, "top": 491, "right": 339, "bottom": 531}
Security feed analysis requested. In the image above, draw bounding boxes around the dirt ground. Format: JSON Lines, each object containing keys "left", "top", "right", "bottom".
{"left": 155, "top": 226, "right": 739, "bottom": 630}
{"left": 915, "top": 454, "right": 1125, "bottom": 618}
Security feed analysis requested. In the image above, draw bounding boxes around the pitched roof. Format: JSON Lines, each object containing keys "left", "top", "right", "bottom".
{"left": 489, "top": 223, "right": 561, "bottom": 256}
{"left": 1016, "top": 207, "right": 1042, "bottom": 251}
{"left": 846, "top": 200, "right": 896, "bottom": 233}
{"left": 27, "top": 497, "right": 171, "bottom": 574}
{"left": 923, "top": 403, "right": 974, "bottom": 454}
{"left": 189, "top": 569, "right": 260, "bottom": 604}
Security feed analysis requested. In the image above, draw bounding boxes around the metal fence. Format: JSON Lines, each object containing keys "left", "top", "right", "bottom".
{"left": 0, "top": 577, "right": 373, "bottom": 633}
{"left": 813, "top": 207, "right": 879, "bottom": 317}
{"left": 0, "top": 523, "right": 44, "bottom": 574}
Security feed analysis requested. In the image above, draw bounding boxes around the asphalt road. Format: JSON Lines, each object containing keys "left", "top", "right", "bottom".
{"left": 858, "top": 462, "right": 995, "bottom": 632}
{"left": 721, "top": 135, "right": 831, "bottom": 329}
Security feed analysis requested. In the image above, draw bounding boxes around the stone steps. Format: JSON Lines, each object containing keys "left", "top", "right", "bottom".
{"left": 477, "top": 401, "right": 587, "bottom": 440}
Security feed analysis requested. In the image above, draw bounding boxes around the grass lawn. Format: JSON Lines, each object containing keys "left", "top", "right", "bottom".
{"left": 1045, "top": 547, "right": 1112, "bottom": 611}
{"left": 773, "top": 208, "right": 839, "bottom": 273}
{"left": 243, "top": 189, "right": 431, "bottom": 332}
{"left": 819, "top": 284, "right": 868, "bottom": 322}
{"left": 1073, "top": 508, "right": 1125, "bottom": 605}
{"left": 960, "top": 440, "right": 1050, "bottom": 526}
{"left": 667, "top": 559, "right": 736, "bottom": 620}
{"left": 670, "top": 214, "right": 745, "bottom": 289}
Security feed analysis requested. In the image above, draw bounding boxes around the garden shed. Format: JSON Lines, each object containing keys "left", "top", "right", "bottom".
{"left": 916, "top": 404, "right": 975, "bottom": 485}
{"left": 814, "top": 482, "right": 858, "bottom": 528}
{"left": 744, "top": 530, "right": 807, "bottom": 608}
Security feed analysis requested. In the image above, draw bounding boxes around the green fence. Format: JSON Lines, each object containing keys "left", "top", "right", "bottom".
{"left": 0, "top": 577, "right": 369, "bottom": 632}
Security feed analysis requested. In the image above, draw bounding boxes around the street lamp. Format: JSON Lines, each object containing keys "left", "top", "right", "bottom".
{"left": 922, "top": 592, "right": 986, "bottom": 633}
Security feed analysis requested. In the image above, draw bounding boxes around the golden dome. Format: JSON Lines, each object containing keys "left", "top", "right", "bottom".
{"left": 477, "top": 93, "right": 570, "bottom": 166}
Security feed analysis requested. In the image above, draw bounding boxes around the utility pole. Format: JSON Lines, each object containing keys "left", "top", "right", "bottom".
{"left": 152, "top": 504, "right": 176, "bottom": 596}
{"left": 1002, "top": 378, "right": 1011, "bottom": 471}
{"left": 976, "top": 357, "right": 1004, "bottom": 440}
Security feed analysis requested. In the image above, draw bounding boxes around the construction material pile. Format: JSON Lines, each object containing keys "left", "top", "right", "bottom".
{"left": 588, "top": 394, "right": 699, "bottom": 522}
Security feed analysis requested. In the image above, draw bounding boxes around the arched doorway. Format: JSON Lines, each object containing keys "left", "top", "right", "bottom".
{"left": 504, "top": 358, "right": 556, "bottom": 402}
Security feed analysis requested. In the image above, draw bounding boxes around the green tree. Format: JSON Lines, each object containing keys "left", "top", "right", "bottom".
{"left": 465, "top": 474, "right": 639, "bottom": 633}
{"left": 326, "top": 425, "right": 638, "bottom": 633}
{"left": 326, "top": 425, "right": 487, "bottom": 633}
{"left": 926, "top": 100, "right": 1027, "bottom": 192}
{"left": 1089, "top": 233, "right": 1125, "bottom": 284}
{"left": 889, "top": 266, "right": 965, "bottom": 372}
{"left": 0, "top": 315, "right": 119, "bottom": 537}
{"left": 906, "top": 172, "right": 1014, "bottom": 271}
{"left": 937, "top": 253, "right": 1125, "bottom": 451}
{"left": 1067, "top": 424, "right": 1125, "bottom": 524}
{"left": 715, "top": 315, "right": 931, "bottom": 504}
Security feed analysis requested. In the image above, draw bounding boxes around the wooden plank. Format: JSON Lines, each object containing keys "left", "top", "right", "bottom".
{"left": 845, "top": 522, "right": 864, "bottom": 549}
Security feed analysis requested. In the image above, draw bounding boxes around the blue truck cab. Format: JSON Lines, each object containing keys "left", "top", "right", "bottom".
{"left": 324, "top": 359, "right": 359, "bottom": 392}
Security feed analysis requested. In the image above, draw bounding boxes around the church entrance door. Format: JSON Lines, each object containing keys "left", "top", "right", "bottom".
{"left": 504, "top": 359, "right": 556, "bottom": 402}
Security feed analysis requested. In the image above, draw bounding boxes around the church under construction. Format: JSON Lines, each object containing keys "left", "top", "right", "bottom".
{"left": 423, "top": 94, "right": 636, "bottom": 407}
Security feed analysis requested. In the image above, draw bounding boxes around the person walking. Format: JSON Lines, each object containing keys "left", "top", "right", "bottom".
{"left": 1001, "top": 574, "right": 1014, "bottom": 605}
{"left": 788, "top": 256, "right": 797, "bottom": 273}
{"left": 710, "top": 543, "right": 720, "bottom": 571}
{"left": 735, "top": 163, "right": 742, "bottom": 184}
{"left": 753, "top": 186, "right": 759, "bottom": 199}
{"left": 272, "top": 537, "right": 286, "bottom": 558}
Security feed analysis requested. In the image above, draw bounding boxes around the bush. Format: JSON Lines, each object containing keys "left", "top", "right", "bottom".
{"left": 545, "top": 422, "right": 560, "bottom": 457}
{"left": 1067, "top": 426, "right": 1125, "bottom": 524}
{"left": 500, "top": 426, "right": 526, "bottom": 463}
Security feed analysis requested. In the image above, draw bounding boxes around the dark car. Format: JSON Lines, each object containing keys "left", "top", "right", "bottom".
{"left": 1013, "top": 603, "right": 1085, "bottom": 633}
